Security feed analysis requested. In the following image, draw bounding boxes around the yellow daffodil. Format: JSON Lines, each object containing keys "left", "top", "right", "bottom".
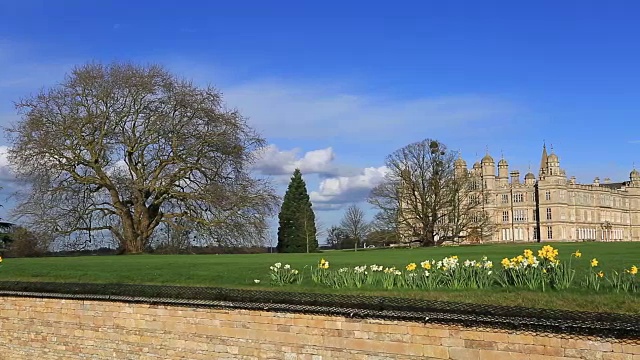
{"left": 406, "top": 263, "right": 417, "bottom": 271}
{"left": 590, "top": 258, "right": 598, "bottom": 267}
{"left": 523, "top": 249, "right": 533, "bottom": 258}
{"left": 572, "top": 250, "right": 582, "bottom": 258}
{"left": 597, "top": 271, "right": 604, "bottom": 278}
{"left": 421, "top": 262, "right": 432, "bottom": 270}
{"left": 501, "top": 258, "right": 510, "bottom": 268}
{"left": 630, "top": 266, "right": 638, "bottom": 275}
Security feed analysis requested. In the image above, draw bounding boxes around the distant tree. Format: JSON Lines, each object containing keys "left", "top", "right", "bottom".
{"left": 325, "top": 225, "right": 348, "bottom": 249}
{"left": 150, "top": 219, "right": 195, "bottom": 253}
{"left": 339, "top": 204, "right": 370, "bottom": 251}
{"left": 369, "top": 209, "right": 400, "bottom": 245}
{"left": 365, "top": 229, "right": 400, "bottom": 247}
{"left": 0, "top": 221, "right": 14, "bottom": 251}
{"left": 6, "top": 62, "right": 278, "bottom": 254}
{"left": 5, "top": 226, "right": 53, "bottom": 257}
{"left": 277, "top": 169, "right": 317, "bottom": 253}
{"left": 369, "top": 139, "right": 492, "bottom": 247}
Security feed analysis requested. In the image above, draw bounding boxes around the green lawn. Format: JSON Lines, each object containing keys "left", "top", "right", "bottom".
{"left": 0, "top": 242, "right": 638, "bottom": 314}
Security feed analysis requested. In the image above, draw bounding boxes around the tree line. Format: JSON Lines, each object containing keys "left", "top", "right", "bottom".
{"left": 4, "top": 61, "right": 491, "bottom": 255}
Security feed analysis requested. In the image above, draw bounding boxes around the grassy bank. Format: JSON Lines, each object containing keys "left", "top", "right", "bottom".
{"left": 0, "top": 241, "right": 638, "bottom": 313}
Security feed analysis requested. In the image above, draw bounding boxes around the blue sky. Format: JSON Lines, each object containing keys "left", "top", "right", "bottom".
{"left": 1, "top": 1, "right": 639, "bottom": 241}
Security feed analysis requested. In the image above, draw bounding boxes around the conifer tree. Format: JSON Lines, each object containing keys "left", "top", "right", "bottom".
{"left": 277, "top": 169, "right": 318, "bottom": 253}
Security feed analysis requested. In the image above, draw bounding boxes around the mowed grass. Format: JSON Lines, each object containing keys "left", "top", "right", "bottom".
{"left": 0, "top": 241, "right": 638, "bottom": 314}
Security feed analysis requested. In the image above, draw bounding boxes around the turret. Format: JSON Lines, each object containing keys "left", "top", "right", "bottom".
{"left": 497, "top": 156, "right": 509, "bottom": 187}
{"left": 481, "top": 152, "right": 495, "bottom": 190}
{"left": 524, "top": 172, "right": 536, "bottom": 185}
{"left": 630, "top": 168, "right": 640, "bottom": 186}
{"left": 498, "top": 157, "right": 509, "bottom": 178}
{"left": 547, "top": 151, "right": 560, "bottom": 176}
{"left": 454, "top": 153, "right": 467, "bottom": 177}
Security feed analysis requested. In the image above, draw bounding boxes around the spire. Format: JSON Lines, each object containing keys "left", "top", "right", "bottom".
{"left": 539, "top": 142, "right": 548, "bottom": 174}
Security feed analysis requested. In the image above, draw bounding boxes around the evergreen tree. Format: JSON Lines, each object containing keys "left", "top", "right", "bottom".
{"left": 277, "top": 169, "right": 318, "bottom": 253}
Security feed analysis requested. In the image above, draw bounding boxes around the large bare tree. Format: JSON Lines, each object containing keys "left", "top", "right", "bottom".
{"left": 6, "top": 62, "right": 278, "bottom": 253}
{"left": 339, "top": 204, "right": 370, "bottom": 251}
{"left": 369, "top": 139, "right": 492, "bottom": 247}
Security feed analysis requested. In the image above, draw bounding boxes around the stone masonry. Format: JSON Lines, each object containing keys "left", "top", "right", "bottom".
{"left": 0, "top": 296, "right": 638, "bottom": 359}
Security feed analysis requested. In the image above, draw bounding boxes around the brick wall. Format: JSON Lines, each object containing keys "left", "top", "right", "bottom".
{"left": 0, "top": 296, "right": 637, "bottom": 359}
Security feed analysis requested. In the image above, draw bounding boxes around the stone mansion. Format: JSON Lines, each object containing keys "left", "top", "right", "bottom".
{"left": 459, "top": 145, "right": 640, "bottom": 242}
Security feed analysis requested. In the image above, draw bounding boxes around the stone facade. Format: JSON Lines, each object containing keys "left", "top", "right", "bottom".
{"left": 0, "top": 296, "right": 638, "bottom": 359}
{"left": 457, "top": 144, "right": 640, "bottom": 242}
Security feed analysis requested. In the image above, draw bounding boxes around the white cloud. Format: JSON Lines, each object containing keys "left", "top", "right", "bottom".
{"left": 252, "top": 144, "right": 363, "bottom": 179}
{"left": 253, "top": 144, "right": 336, "bottom": 176}
{"left": 0, "top": 146, "right": 9, "bottom": 168}
{"left": 0, "top": 145, "right": 18, "bottom": 182}
{"left": 309, "top": 166, "right": 389, "bottom": 209}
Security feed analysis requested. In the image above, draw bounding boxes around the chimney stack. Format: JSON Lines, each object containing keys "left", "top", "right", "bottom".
{"left": 510, "top": 170, "right": 520, "bottom": 184}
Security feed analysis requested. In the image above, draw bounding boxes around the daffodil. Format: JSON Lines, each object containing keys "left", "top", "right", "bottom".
{"left": 629, "top": 266, "right": 638, "bottom": 275}
{"left": 590, "top": 258, "right": 598, "bottom": 267}
{"left": 572, "top": 250, "right": 582, "bottom": 258}
{"left": 406, "top": 263, "right": 417, "bottom": 271}
{"left": 597, "top": 271, "right": 604, "bottom": 278}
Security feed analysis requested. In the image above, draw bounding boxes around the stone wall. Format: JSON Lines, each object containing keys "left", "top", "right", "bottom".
{"left": 0, "top": 296, "right": 637, "bottom": 359}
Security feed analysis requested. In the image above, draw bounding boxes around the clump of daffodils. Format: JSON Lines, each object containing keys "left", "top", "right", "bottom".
{"left": 501, "top": 249, "right": 540, "bottom": 270}
{"left": 269, "top": 262, "right": 302, "bottom": 285}
{"left": 354, "top": 265, "right": 367, "bottom": 273}
{"left": 501, "top": 246, "right": 566, "bottom": 270}
{"left": 383, "top": 267, "right": 402, "bottom": 275}
{"left": 438, "top": 256, "right": 459, "bottom": 271}
{"left": 538, "top": 245, "right": 559, "bottom": 261}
